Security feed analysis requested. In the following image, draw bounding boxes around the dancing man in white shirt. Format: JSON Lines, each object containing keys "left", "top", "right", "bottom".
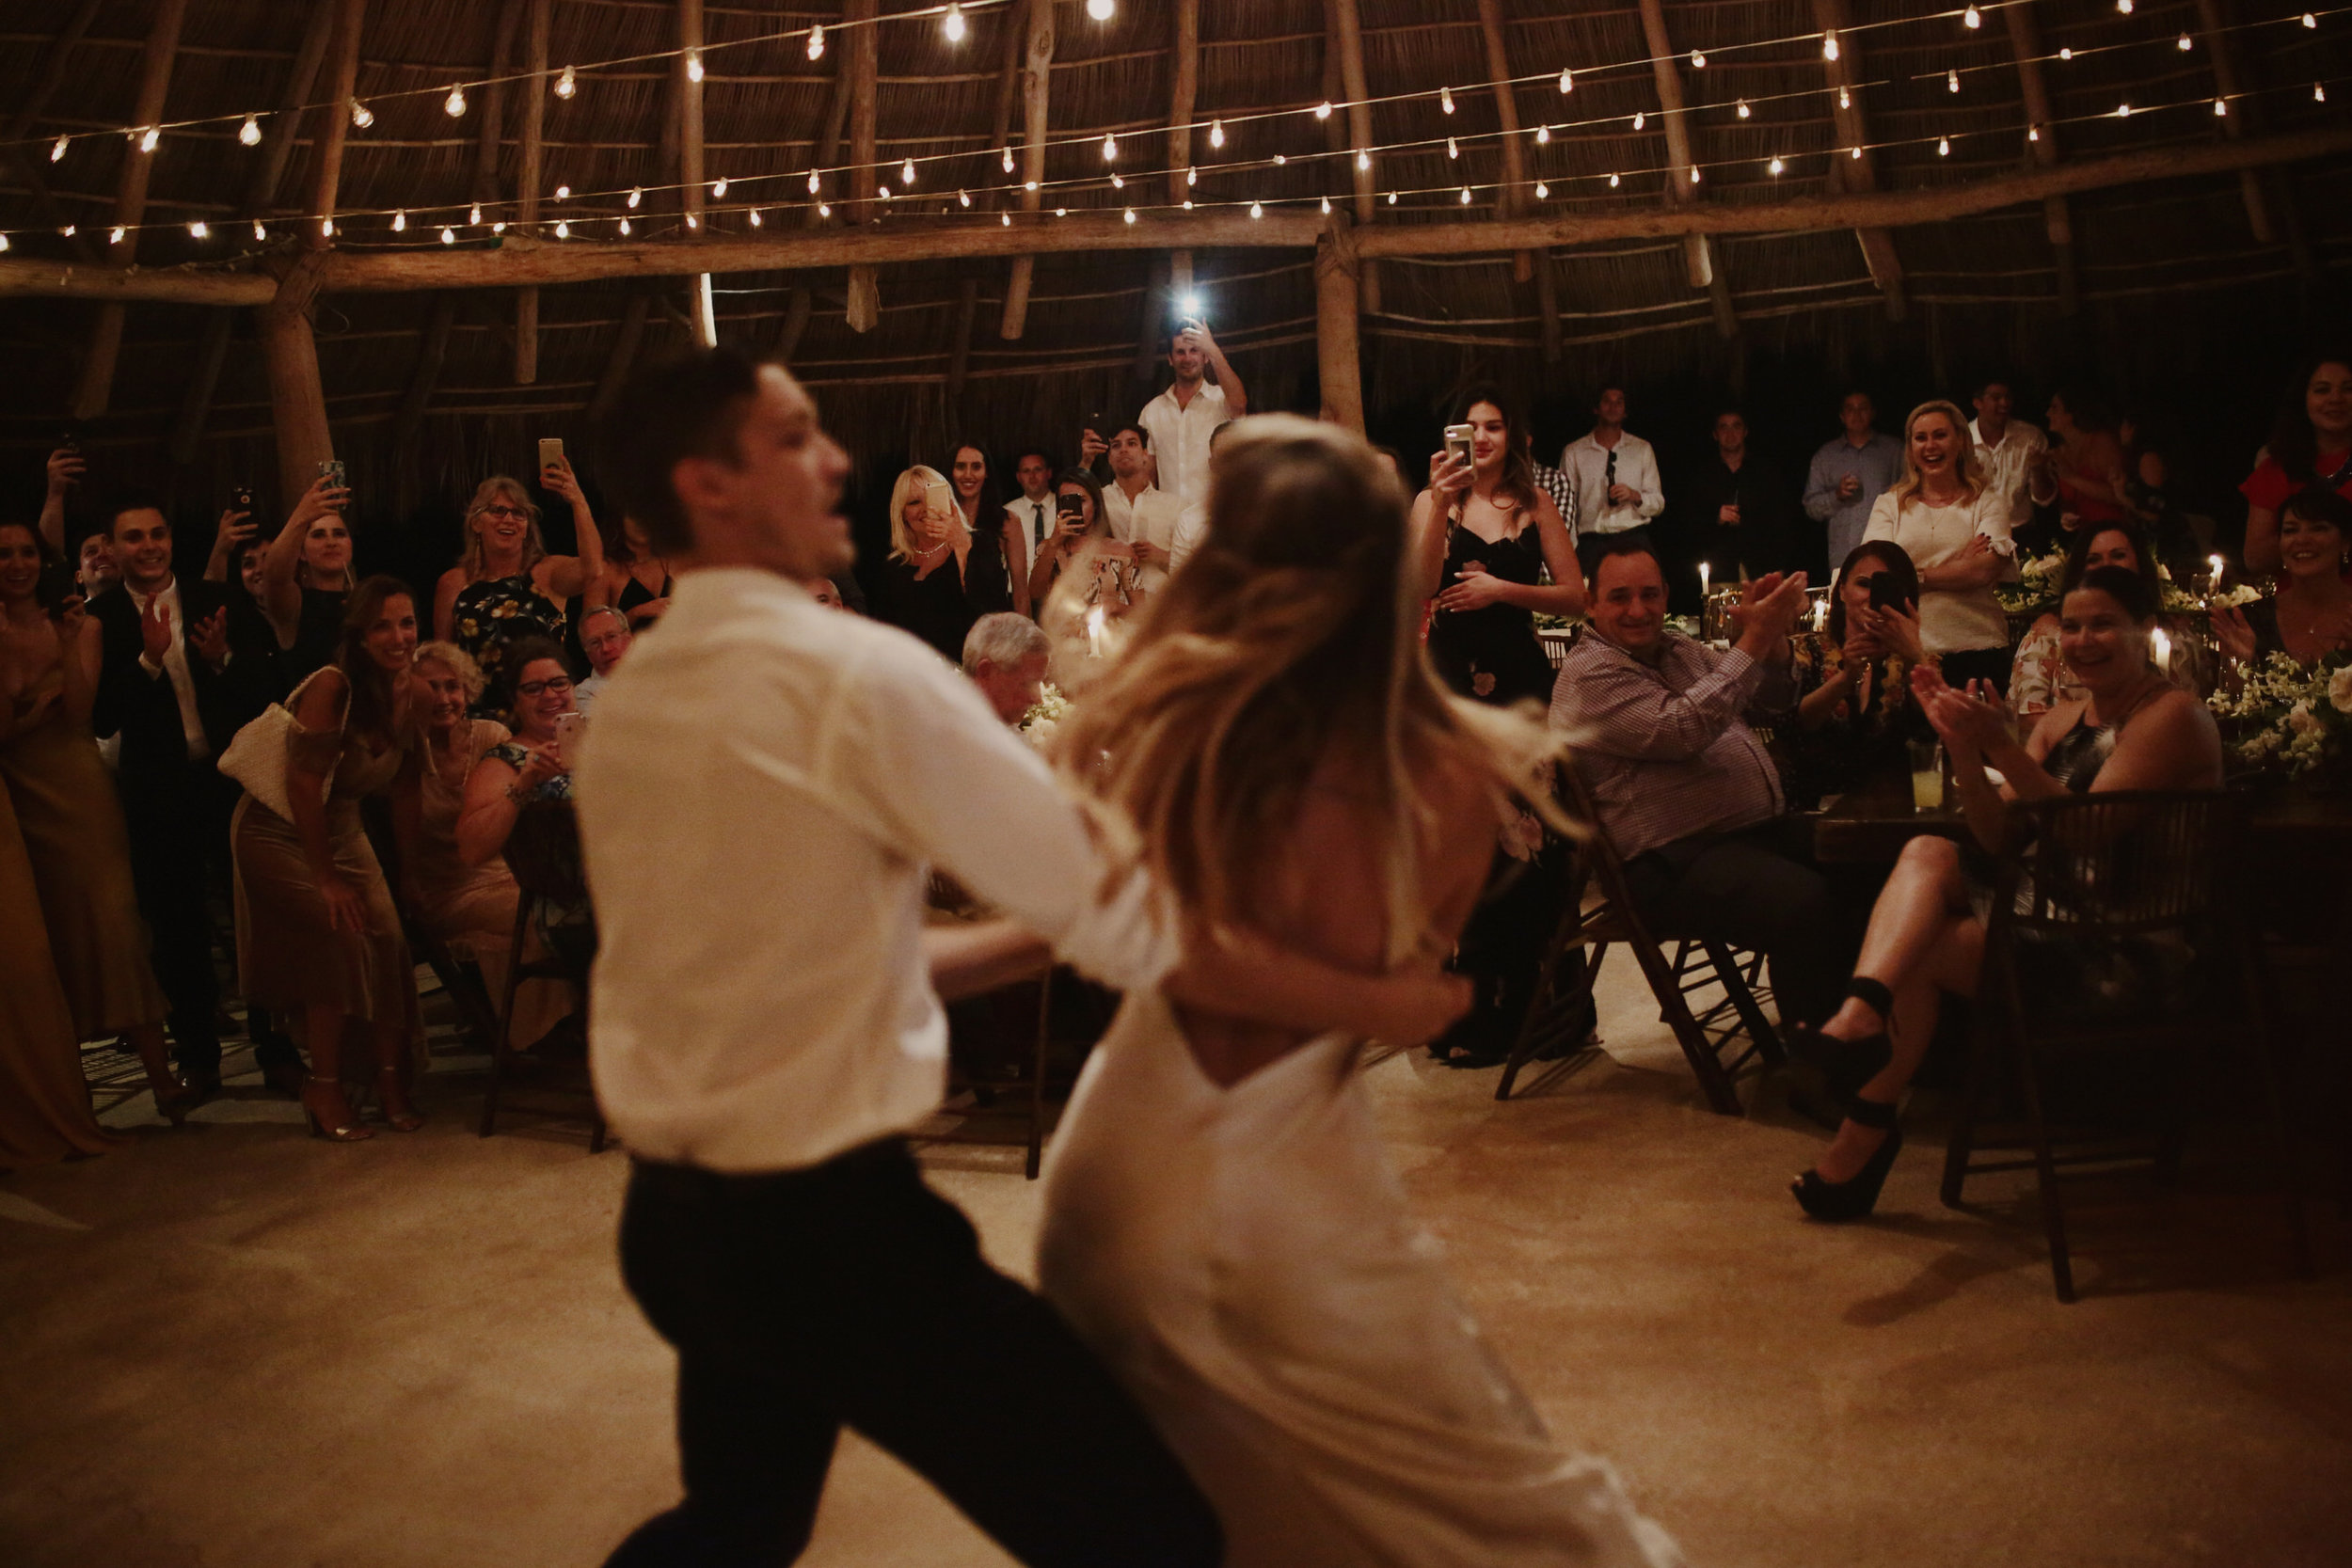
{"left": 1134, "top": 321, "right": 1246, "bottom": 514}
{"left": 580, "top": 347, "right": 1467, "bottom": 1568}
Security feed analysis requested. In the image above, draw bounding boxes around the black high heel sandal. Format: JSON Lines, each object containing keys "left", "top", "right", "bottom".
{"left": 1784, "top": 976, "right": 1897, "bottom": 1102}
{"left": 1791, "top": 1095, "right": 1902, "bottom": 1221}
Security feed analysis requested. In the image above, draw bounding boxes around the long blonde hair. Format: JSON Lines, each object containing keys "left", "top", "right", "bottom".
{"left": 1049, "top": 415, "right": 1562, "bottom": 964}
{"left": 456, "top": 476, "right": 548, "bottom": 583}
{"left": 886, "top": 465, "right": 970, "bottom": 562}
{"left": 1888, "top": 400, "right": 1986, "bottom": 509}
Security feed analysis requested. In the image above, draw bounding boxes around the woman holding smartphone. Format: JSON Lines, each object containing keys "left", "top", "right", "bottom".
{"left": 1027, "top": 468, "right": 1143, "bottom": 690}
{"left": 878, "top": 464, "right": 1013, "bottom": 663}
{"left": 1782, "top": 542, "right": 1933, "bottom": 808}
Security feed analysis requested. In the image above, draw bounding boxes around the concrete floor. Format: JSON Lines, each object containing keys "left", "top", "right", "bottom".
{"left": 3, "top": 958, "right": 2348, "bottom": 1568}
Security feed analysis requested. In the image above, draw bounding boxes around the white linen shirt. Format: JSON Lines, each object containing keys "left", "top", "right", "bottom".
{"left": 128, "top": 577, "right": 210, "bottom": 759}
{"left": 1004, "top": 493, "right": 1055, "bottom": 588}
{"left": 1136, "top": 380, "right": 1230, "bottom": 514}
{"left": 1558, "top": 431, "right": 1663, "bottom": 537}
{"left": 576, "top": 568, "right": 1177, "bottom": 1173}
{"left": 1102, "top": 482, "right": 1184, "bottom": 597}
{"left": 1969, "top": 417, "right": 2049, "bottom": 526}
{"left": 1861, "top": 487, "right": 2016, "bottom": 655}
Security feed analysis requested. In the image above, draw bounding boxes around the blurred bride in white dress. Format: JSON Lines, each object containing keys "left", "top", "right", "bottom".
{"left": 1037, "top": 416, "right": 1684, "bottom": 1568}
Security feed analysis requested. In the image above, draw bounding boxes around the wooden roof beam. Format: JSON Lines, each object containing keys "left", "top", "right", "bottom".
{"left": 678, "top": 0, "right": 716, "bottom": 345}
{"left": 2193, "top": 0, "right": 2283, "bottom": 251}
{"left": 1811, "top": 0, "right": 1903, "bottom": 323}
{"left": 516, "top": 0, "right": 550, "bottom": 382}
{"left": 7, "top": 0, "right": 106, "bottom": 266}
{"left": 999, "top": 0, "right": 1053, "bottom": 340}
{"left": 2002, "top": 0, "right": 2078, "bottom": 317}
{"left": 1325, "top": 0, "right": 1379, "bottom": 309}
{"left": 1637, "top": 0, "right": 1736, "bottom": 339}
{"left": 70, "top": 0, "right": 190, "bottom": 420}
{"left": 1473, "top": 0, "right": 1534, "bottom": 285}
{"left": 240, "top": 0, "right": 337, "bottom": 223}
{"left": 1166, "top": 0, "right": 1198, "bottom": 298}
{"left": 310, "top": 0, "right": 368, "bottom": 248}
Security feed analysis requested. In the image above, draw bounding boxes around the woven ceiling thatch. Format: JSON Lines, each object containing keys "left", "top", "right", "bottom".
{"left": 2, "top": 0, "right": 2346, "bottom": 574}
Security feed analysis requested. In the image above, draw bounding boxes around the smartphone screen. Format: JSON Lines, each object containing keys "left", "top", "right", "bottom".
{"left": 1443, "top": 423, "right": 1474, "bottom": 465}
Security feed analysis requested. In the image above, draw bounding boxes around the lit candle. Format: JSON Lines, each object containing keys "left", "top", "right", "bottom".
{"left": 1085, "top": 604, "right": 1105, "bottom": 658}
{"left": 1812, "top": 594, "right": 1829, "bottom": 631}
{"left": 2208, "top": 553, "right": 2226, "bottom": 589}
{"left": 1698, "top": 561, "right": 1710, "bottom": 599}
{"left": 2151, "top": 626, "right": 2171, "bottom": 671}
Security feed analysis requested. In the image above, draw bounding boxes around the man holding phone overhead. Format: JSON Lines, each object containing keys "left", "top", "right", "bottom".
{"left": 1133, "top": 318, "right": 1246, "bottom": 515}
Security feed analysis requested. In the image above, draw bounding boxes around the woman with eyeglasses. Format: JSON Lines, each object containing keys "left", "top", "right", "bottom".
{"left": 457, "top": 637, "right": 595, "bottom": 974}
{"left": 432, "top": 462, "right": 606, "bottom": 714}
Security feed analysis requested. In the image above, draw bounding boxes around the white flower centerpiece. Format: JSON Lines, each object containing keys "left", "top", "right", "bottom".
{"left": 2206, "top": 652, "right": 2352, "bottom": 781}
{"left": 1020, "top": 683, "right": 1072, "bottom": 752}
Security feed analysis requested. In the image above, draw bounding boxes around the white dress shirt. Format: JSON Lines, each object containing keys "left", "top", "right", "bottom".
{"left": 1862, "top": 487, "right": 2016, "bottom": 655}
{"left": 1102, "top": 481, "right": 1184, "bottom": 597}
{"left": 128, "top": 577, "right": 210, "bottom": 759}
{"left": 1968, "top": 416, "right": 2049, "bottom": 526}
{"left": 1004, "top": 493, "right": 1055, "bottom": 588}
{"left": 1558, "top": 431, "right": 1663, "bottom": 537}
{"left": 1169, "top": 499, "right": 1208, "bottom": 576}
{"left": 1136, "top": 380, "right": 1231, "bottom": 515}
{"left": 576, "top": 568, "right": 1177, "bottom": 1174}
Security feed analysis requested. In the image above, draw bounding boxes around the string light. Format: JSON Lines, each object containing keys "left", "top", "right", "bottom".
{"left": 1102, "top": 134, "right": 1117, "bottom": 161}
{"left": 2059, "top": 46, "right": 2073, "bottom": 59}
{"left": 712, "top": 177, "right": 727, "bottom": 198}
{"left": 1316, "top": 101, "right": 1333, "bottom": 119}
{"left": 1055, "top": 206, "right": 1066, "bottom": 215}
{"left": 2116, "top": 0, "right": 2132, "bottom": 13}
{"left": 1440, "top": 86, "right": 1455, "bottom": 114}
{"left": 2028, "top": 124, "right": 2041, "bottom": 140}
{"left": 1087, "top": 0, "right": 1114, "bottom": 18}
{"left": 1938, "top": 135, "right": 1951, "bottom": 153}
{"left": 188, "top": 220, "right": 208, "bottom": 238}
{"left": 1850, "top": 145, "right": 1862, "bottom": 160}
{"left": 685, "top": 212, "right": 699, "bottom": 227}
{"left": 1947, "top": 69, "right": 1960, "bottom": 93}
{"left": 1209, "top": 119, "right": 1225, "bottom": 148}
{"left": 1963, "top": 5, "right": 1980, "bottom": 26}
{"left": 1001, "top": 212, "right": 1010, "bottom": 226}
{"left": 2177, "top": 33, "right": 2193, "bottom": 51}
{"left": 618, "top": 215, "right": 631, "bottom": 235}
{"left": 1123, "top": 208, "right": 1136, "bottom": 224}
{"left": 1839, "top": 86, "right": 1851, "bottom": 110}
{"left": 1821, "top": 31, "right": 1839, "bottom": 61}
{"left": 1458, "top": 185, "right": 1471, "bottom": 203}
{"left": 1768, "top": 154, "right": 1784, "bottom": 175}
{"left": 1025, "top": 179, "right": 1038, "bottom": 191}
{"left": 1690, "top": 51, "right": 1705, "bottom": 68}
{"left": 944, "top": 3, "right": 966, "bottom": 42}
{"left": 2115, "top": 102, "right": 2131, "bottom": 117}
{"left": 392, "top": 209, "right": 407, "bottom": 231}
{"left": 1447, "top": 136, "right": 1459, "bottom": 159}
{"left": 2318, "top": 82, "right": 2329, "bottom": 102}
{"left": 1183, "top": 198, "right": 1193, "bottom": 209}
{"left": 554, "top": 220, "right": 568, "bottom": 238}
{"left": 1689, "top": 165, "right": 1701, "bottom": 182}
{"left": 818, "top": 202, "right": 831, "bottom": 216}
{"left": 315, "top": 219, "right": 329, "bottom": 239}
{"left": 1188, "top": 166, "right": 1199, "bottom": 185}
{"left": 628, "top": 186, "right": 643, "bottom": 208}
{"left": 901, "top": 156, "right": 916, "bottom": 183}
{"left": 1534, "top": 181, "right": 1548, "bottom": 198}
{"left": 807, "top": 168, "right": 821, "bottom": 194}
{"left": 1001, "top": 146, "right": 1014, "bottom": 173}
{"left": 2213, "top": 96, "right": 2228, "bottom": 115}
{"left": 1321, "top": 195, "right": 1332, "bottom": 213}
{"left": 1111, "top": 171, "right": 1124, "bottom": 186}
{"left": 469, "top": 202, "right": 483, "bottom": 224}
{"left": 685, "top": 49, "right": 703, "bottom": 83}
{"left": 1608, "top": 171, "right": 1620, "bottom": 187}
{"left": 492, "top": 220, "right": 505, "bottom": 232}
{"left": 1535, "top": 124, "right": 1549, "bottom": 144}
{"left": 747, "top": 208, "right": 761, "bottom": 227}
{"left": 239, "top": 114, "right": 262, "bottom": 146}
{"left": 1243, "top": 200, "right": 1262, "bottom": 220}
{"left": 137, "top": 126, "right": 159, "bottom": 153}
{"left": 554, "top": 65, "right": 577, "bottom": 99}
{"left": 1355, "top": 150, "right": 1369, "bottom": 171}
{"left": 2305, "top": 11, "right": 2319, "bottom": 26}
{"left": 1736, "top": 99, "right": 1750, "bottom": 119}
{"left": 878, "top": 185, "right": 891, "bottom": 199}
{"left": 49, "top": 135, "right": 66, "bottom": 162}
{"left": 445, "top": 85, "right": 468, "bottom": 118}
{"left": 59, "top": 225, "right": 74, "bottom": 237}
{"left": 1560, "top": 67, "right": 1573, "bottom": 93}
{"left": 1632, "top": 109, "right": 1645, "bottom": 130}
{"left": 1, "top": 234, "right": 10, "bottom": 253}
{"left": 555, "top": 183, "right": 570, "bottom": 198}
{"left": 250, "top": 220, "right": 264, "bottom": 240}
{"left": 807, "top": 24, "right": 824, "bottom": 59}
{"left": 349, "top": 98, "right": 373, "bottom": 128}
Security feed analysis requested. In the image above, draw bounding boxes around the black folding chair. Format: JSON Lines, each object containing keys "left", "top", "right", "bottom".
{"left": 479, "top": 800, "right": 606, "bottom": 1152}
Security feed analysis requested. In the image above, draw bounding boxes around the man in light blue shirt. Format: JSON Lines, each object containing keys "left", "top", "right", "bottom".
{"left": 1803, "top": 391, "right": 1905, "bottom": 575}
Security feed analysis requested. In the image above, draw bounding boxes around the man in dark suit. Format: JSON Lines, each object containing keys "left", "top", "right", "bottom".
{"left": 83, "top": 495, "right": 292, "bottom": 1097}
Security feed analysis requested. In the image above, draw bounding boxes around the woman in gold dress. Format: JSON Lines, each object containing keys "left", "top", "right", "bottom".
{"left": 230, "top": 577, "right": 427, "bottom": 1141}
{"left": 0, "top": 520, "right": 190, "bottom": 1139}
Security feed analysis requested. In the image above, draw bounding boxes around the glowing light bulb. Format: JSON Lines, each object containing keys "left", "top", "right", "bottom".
{"left": 1459, "top": 185, "right": 1471, "bottom": 204}
{"left": 1947, "top": 69, "right": 1960, "bottom": 93}
{"left": 0, "top": 235, "right": 8, "bottom": 253}
{"left": 628, "top": 187, "right": 643, "bottom": 209}
{"left": 1248, "top": 201, "right": 1263, "bottom": 218}
{"left": 1440, "top": 85, "right": 1455, "bottom": 115}
{"left": 818, "top": 202, "right": 831, "bottom": 216}
{"left": 1054, "top": 206, "right": 1066, "bottom": 216}
{"left": 1316, "top": 101, "right": 1333, "bottom": 119}
{"left": 1183, "top": 198, "right": 1193, "bottom": 209}
{"left": 2116, "top": 0, "right": 2132, "bottom": 12}
{"left": 555, "top": 184, "right": 570, "bottom": 199}
{"left": 392, "top": 209, "right": 407, "bottom": 231}
{"left": 1320, "top": 195, "right": 1331, "bottom": 213}
{"left": 250, "top": 220, "right": 264, "bottom": 240}
{"left": 1087, "top": 0, "right": 1113, "bottom": 17}
{"left": 1387, "top": 190, "right": 1397, "bottom": 204}
{"left": 350, "top": 98, "right": 373, "bottom": 128}
{"left": 1690, "top": 51, "right": 1705, "bottom": 68}
{"left": 239, "top": 114, "right": 262, "bottom": 146}
{"left": 1937, "top": 135, "right": 1950, "bottom": 154}
{"left": 685, "top": 50, "right": 703, "bottom": 83}
{"left": 313, "top": 220, "right": 327, "bottom": 239}
{"left": 1822, "top": 31, "right": 1839, "bottom": 61}
{"left": 944, "top": 4, "right": 966, "bottom": 42}
{"left": 2116, "top": 102, "right": 2130, "bottom": 118}
{"left": 1111, "top": 171, "right": 1125, "bottom": 188}
{"left": 555, "top": 220, "right": 569, "bottom": 238}
{"left": 2317, "top": 82, "right": 2329, "bottom": 102}
{"left": 808, "top": 24, "right": 824, "bottom": 59}
{"left": 1839, "top": 87, "right": 1851, "bottom": 109}
{"left": 555, "top": 65, "right": 577, "bottom": 99}
{"left": 2214, "top": 97, "right": 2228, "bottom": 116}
{"left": 685, "top": 212, "right": 698, "bottom": 228}
{"left": 445, "top": 85, "right": 468, "bottom": 117}
{"left": 1188, "top": 166, "right": 1199, "bottom": 186}
{"left": 1535, "top": 124, "right": 1549, "bottom": 144}
{"left": 2177, "top": 32, "right": 2193, "bottom": 50}
{"left": 188, "top": 220, "right": 208, "bottom": 238}
{"left": 877, "top": 185, "right": 890, "bottom": 200}
{"left": 1102, "top": 134, "right": 1117, "bottom": 161}
{"left": 2303, "top": 11, "right": 2318, "bottom": 26}
{"left": 1025, "top": 180, "right": 1038, "bottom": 191}
{"left": 807, "top": 168, "right": 822, "bottom": 195}
{"left": 138, "top": 126, "right": 159, "bottom": 153}
{"left": 1123, "top": 208, "right": 1136, "bottom": 224}
{"left": 1964, "top": 5, "right": 1981, "bottom": 27}
{"left": 2059, "top": 46, "right": 2073, "bottom": 59}
{"left": 440, "top": 226, "right": 454, "bottom": 244}
{"left": 1002, "top": 213, "right": 1010, "bottom": 226}
{"left": 1850, "top": 145, "right": 1862, "bottom": 160}
{"left": 748, "top": 209, "right": 761, "bottom": 226}
{"left": 1209, "top": 119, "right": 1224, "bottom": 148}
{"left": 1736, "top": 99, "right": 1750, "bottom": 119}
{"left": 618, "top": 215, "right": 631, "bottom": 235}
{"left": 1632, "top": 110, "right": 1645, "bottom": 130}
{"left": 1560, "top": 67, "right": 1573, "bottom": 93}
{"left": 2029, "top": 124, "right": 2041, "bottom": 140}
{"left": 49, "top": 135, "right": 67, "bottom": 162}
{"left": 1355, "top": 150, "right": 1369, "bottom": 172}
{"left": 1534, "top": 181, "right": 1548, "bottom": 198}
{"left": 1768, "top": 155, "right": 1784, "bottom": 175}
{"left": 1001, "top": 146, "right": 1014, "bottom": 173}
{"left": 469, "top": 203, "right": 483, "bottom": 224}
{"left": 493, "top": 220, "right": 505, "bottom": 232}
{"left": 1689, "top": 165, "right": 1700, "bottom": 182}
{"left": 59, "top": 225, "right": 74, "bottom": 237}
{"left": 712, "top": 177, "right": 727, "bottom": 198}
{"left": 958, "top": 189, "right": 970, "bottom": 207}
{"left": 901, "top": 156, "right": 916, "bottom": 183}
{"left": 1447, "top": 136, "right": 1458, "bottom": 159}
{"left": 1608, "top": 170, "right": 1620, "bottom": 187}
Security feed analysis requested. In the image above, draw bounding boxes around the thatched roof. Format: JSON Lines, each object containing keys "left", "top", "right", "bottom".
{"left": 1, "top": 0, "right": 2345, "bottom": 571}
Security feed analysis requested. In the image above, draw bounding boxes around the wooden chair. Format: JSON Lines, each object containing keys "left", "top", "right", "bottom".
{"left": 1497, "top": 768, "right": 1785, "bottom": 1112}
{"left": 1938, "top": 791, "right": 2311, "bottom": 1302}
{"left": 479, "top": 799, "right": 607, "bottom": 1151}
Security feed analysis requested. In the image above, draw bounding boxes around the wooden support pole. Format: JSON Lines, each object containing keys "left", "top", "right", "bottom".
{"left": 589, "top": 293, "right": 652, "bottom": 420}
{"left": 1326, "top": 0, "right": 1378, "bottom": 310}
{"left": 71, "top": 0, "right": 190, "bottom": 420}
{"left": 1473, "top": 0, "right": 1533, "bottom": 284}
{"left": 844, "top": 0, "right": 881, "bottom": 335}
{"left": 946, "top": 277, "right": 979, "bottom": 417}
{"left": 168, "top": 311, "right": 234, "bottom": 465}
{"left": 6, "top": 0, "right": 107, "bottom": 265}
{"left": 259, "top": 252, "right": 335, "bottom": 508}
{"left": 1812, "top": 0, "right": 1904, "bottom": 320}
{"left": 678, "top": 0, "right": 715, "bottom": 344}
{"left": 1636, "top": 0, "right": 1736, "bottom": 337}
{"left": 779, "top": 4, "right": 857, "bottom": 356}
{"left": 2002, "top": 1, "right": 2078, "bottom": 317}
{"left": 516, "top": 0, "right": 549, "bottom": 381}
{"left": 472, "top": 0, "right": 522, "bottom": 208}
{"left": 241, "top": 0, "right": 336, "bottom": 222}
{"left": 1168, "top": 0, "right": 1198, "bottom": 310}
{"left": 2191, "top": 0, "right": 2277, "bottom": 246}
{"left": 1000, "top": 0, "right": 1054, "bottom": 340}
{"left": 310, "top": 0, "right": 368, "bottom": 246}
{"left": 393, "top": 293, "right": 458, "bottom": 454}
{"left": 1315, "top": 226, "right": 1363, "bottom": 435}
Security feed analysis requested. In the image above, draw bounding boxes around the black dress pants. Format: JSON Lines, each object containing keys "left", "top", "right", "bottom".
{"left": 1620, "top": 815, "right": 1864, "bottom": 1029}
{"left": 119, "top": 774, "right": 224, "bottom": 1081}
{"left": 607, "top": 1139, "right": 1222, "bottom": 1568}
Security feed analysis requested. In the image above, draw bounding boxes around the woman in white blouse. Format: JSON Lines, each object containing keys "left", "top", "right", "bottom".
{"left": 1862, "top": 400, "right": 2017, "bottom": 693}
